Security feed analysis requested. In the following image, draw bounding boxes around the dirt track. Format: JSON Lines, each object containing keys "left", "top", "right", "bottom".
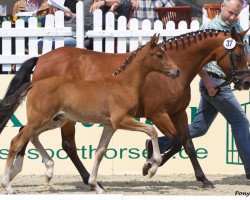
{"left": 0, "top": 174, "right": 249, "bottom": 195}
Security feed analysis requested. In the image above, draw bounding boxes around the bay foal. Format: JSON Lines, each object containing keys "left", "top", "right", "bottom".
{"left": 1, "top": 35, "right": 180, "bottom": 194}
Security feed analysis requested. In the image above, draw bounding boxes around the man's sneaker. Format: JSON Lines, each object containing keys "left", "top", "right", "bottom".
{"left": 145, "top": 139, "right": 153, "bottom": 160}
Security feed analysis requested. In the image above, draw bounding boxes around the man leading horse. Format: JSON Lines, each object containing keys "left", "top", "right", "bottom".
{"left": 145, "top": 0, "right": 250, "bottom": 179}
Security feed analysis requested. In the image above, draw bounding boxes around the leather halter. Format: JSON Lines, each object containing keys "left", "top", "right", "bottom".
{"left": 216, "top": 41, "right": 250, "bottom": 89}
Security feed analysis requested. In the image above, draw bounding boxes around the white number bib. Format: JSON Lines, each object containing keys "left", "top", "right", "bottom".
{"left": 223, "top": 38, "right": 236, "bottom": 49}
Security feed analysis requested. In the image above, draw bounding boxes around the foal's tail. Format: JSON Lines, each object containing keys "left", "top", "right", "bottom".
{"left": 0, "top": 57, "right": 38, "bottom": 134}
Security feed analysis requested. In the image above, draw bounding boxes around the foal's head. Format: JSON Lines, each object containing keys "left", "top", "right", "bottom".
{"left": 216, "top": 27, "right": 250, "bottom": 90}
{"left": 112, "top": 34, "right": 180, "bottom": 79}
{"left": 145, "top": 34, "right": 180, "bottom": 79}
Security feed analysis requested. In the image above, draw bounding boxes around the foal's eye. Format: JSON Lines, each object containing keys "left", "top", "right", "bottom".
{"left": 156, "top": 53, "right": 163, "bottom": 59}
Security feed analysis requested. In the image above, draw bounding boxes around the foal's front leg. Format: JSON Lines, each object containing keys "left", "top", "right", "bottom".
{"left": 119, "top": 116, "right": 162, "bottom": 178}
{"left": 30, "top": 135, "right": 54, "bottom": 183}
{"left": 88, "top": 125, "right": 115, "bottom": 193}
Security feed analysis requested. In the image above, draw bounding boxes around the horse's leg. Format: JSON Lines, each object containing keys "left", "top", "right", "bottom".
{"left": 60, "top": 121, "right": 104, "bottom": 189}
{"left": 118, "top": 116, "right": 162, "bottom": 178}
{"left": 171, "top": 111, "right": 214, "bottom": 188}
{"left": 88, "top": 125, "right": 115, "bottom": 193}
{"left": 142, "top": 112, "right": 182, "bottom": 175}
{"left": 9, "top": 126, "right": 28, "bottom": 181}
{"left": 2, "top": 125, "right": 36, "bottom": 194}
{"left": 30, "top": 135, "right": 54, "bottom": 183}
{"left": 9, "top": 126, "right": 55, "bottom": 183}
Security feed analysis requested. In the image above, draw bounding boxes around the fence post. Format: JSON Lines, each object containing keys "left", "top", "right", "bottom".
{"left": 54, "top": 11, "right": 65, "bottom": 49}
{"left": 76, "top": 1, "right": 84, "bottom": 48}
{"left": 128, "top": 18, "right": 139, "bottom": 51}
{"left": 15, "top": 19, "right": 26, "bottom": 71}
{"left": 42, "top": 14, "right": 55, "bottom": 54}
{"left": 105, "top": 12, "right": 115, "bottom": 53}
{"left": 141, "top": 20, "right": 151, "bottom": 45}
{"left": 93, "top": 9, "right": 103, "bottom": 52}
{"left": 1, "top": 21, "right": 12, "bottom": 73}
{"left": 117, "top": 16, "right": 127, "bottom": 53}
{"left": 28, "top": 17, "right": 38, "bottom": 55}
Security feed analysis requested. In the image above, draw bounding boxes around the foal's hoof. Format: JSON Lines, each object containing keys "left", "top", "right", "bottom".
{"left": 45, "top": 174, "right": 53, "bottom": 183}
{"left": 97, "top": 181, "right": 105, "bottom": 190}
{"left": 202, "top": 181, "right": 215, "bottom": 189}
{"left": 90, "top": 184, "right": 106, "bottom": 194}
{"left": 142, "top": 162, "right": 152, "bottom": 176}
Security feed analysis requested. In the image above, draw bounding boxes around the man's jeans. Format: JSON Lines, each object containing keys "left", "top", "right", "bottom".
{"left": 156, "top": 77, "right": 250, "bottom": 174}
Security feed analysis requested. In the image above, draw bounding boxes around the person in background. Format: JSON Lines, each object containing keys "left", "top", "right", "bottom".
{"left": 12, "top": 0, "right": 51, "bottom": 17}
{"left": 132, "top": 0, "right": 174, "bottom": 28}
{"left": 84, "top": 0, "right": 139, "bottom": 49}
{"left": 37, "top": 0, "right": 78, "bottom": 50}
{"left": 145, "top": 0, "right": 250, "bottom": 179}
{"left": 89, "top": 0, "right": 138, "bottom": 20}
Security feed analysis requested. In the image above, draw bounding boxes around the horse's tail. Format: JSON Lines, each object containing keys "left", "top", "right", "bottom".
{"left": 0, "top": 57, "right": 38, "bottom": 134}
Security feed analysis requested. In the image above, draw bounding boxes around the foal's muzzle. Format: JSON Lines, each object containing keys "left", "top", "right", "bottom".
{"left": 169, "top": 68, "right": 180, "bottom": 79}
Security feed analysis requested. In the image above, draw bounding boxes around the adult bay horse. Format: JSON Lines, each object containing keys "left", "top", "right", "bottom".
{"left": 0, "top": 35, "right": 180, "bottom": 194}
{"left": 1, "top": 28, "right": 250, "bottom": 191}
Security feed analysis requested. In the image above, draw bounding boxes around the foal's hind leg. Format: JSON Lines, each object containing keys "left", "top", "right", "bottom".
{"left": 61, "top": 121, "right": 104, "bottom": 190}
{"left": 9, "top": 127, "right": 28, "bottom": 181}
{"left": 88, "top": 125, "right": 115, "bottom": 193}
{"left": 2, "top": 125, "right": 37, "bottom": 194}
{"left": 9, "top": 126, "right": 55, "bottom": 183}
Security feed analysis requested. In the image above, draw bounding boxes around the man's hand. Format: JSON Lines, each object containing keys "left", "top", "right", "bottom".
{"left": 203, "top": 78, "right": 218, "bottom": 96}
{"left": 110, "top": 3, "right": 119, "bottom": 12}
{"left": 64, "top": 7, "right": 75, "bottom": 18}
{"left": 90, "top": 1, "right": 106, "bottom": 13}
{"left": 199, "top": 69, "right": 218, "bottom": 97}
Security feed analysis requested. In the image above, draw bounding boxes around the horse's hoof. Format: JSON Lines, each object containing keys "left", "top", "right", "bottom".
{"left": 142, "top": 162, "right": 152, "bottom": 176}
{"left": 90, "top": 184, "right": 105, "bottom": 194}
{"left": 202, "top": 182, "right": 215, "bottom": 189}
{"left": 97, "top": 181, "right": 105, "bottom": 190}
{"left": 45, "top": 174, "right": 52, "bottom": 183}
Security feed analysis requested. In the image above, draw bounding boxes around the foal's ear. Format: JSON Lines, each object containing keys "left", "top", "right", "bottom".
{"left": 150, "top": 33, "right": 160, "bottom": 47}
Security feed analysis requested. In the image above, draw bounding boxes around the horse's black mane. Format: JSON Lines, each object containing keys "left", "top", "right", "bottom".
{"left": 113, "top": 29, "right": 229, "bottom": 75}
{"left": 161, "top": 29, "right": 229, "bottom": 50}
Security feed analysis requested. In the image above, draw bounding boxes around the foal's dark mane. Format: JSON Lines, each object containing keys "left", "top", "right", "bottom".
{"left": 112, "top": 44, "right": 145, "bottom": 76}
{"left": 112, "top": 29, "right": 229, "bottom": 76}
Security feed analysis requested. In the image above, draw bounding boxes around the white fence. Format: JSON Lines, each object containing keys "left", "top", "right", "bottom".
{"left": 0, "top": 11, "right": 72, "bottom": 72}
{"left": 87, "top": 9, "right": 200, "bottom": 53}
{"left": 0, "top": 1, "right": 249, "bottom": 73}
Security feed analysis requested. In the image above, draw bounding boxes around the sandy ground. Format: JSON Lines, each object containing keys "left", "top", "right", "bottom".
{"left": 0, "top": 174, "right": 249, "bottom": 195}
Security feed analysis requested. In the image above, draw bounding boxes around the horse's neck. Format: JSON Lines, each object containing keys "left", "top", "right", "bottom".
{"left": 116, "top": 50, "right": 150, "bottom": 95}
{"left": 173, "top": 35, "right": 225, "bottom": 87}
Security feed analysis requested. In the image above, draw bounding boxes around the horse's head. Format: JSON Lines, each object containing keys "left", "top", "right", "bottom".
{"left": 216, "top": 27, "right": 250, "bottom": 90}
{"left": 146, "top": 34, "right": 180, "bottom": 79}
